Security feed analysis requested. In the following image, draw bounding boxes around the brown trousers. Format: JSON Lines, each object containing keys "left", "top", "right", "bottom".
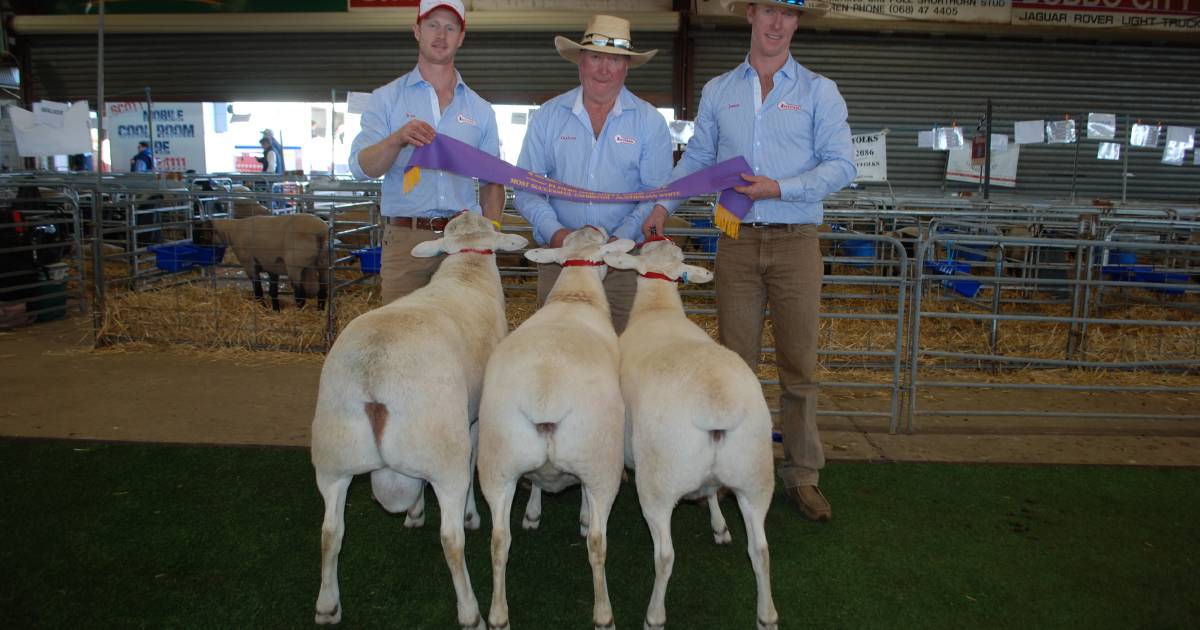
{"left": 380, "top": 223, "right": 443, "bottom": 305}
{"left": 535, "top": 264, "right": 637, "bottom": 335}
{"left": 715, "top": 224, "right": 825, "bottom": 487}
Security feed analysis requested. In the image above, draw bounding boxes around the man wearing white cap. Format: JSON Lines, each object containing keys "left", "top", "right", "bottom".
{"left": 258, "top": 129, "right": 283, "bottom": 174}
{"left": 514, "top": 14, "right": 672, "bottom": 333}
{"left": 349, "top": 0, "right": 505, "bottom": 304}
{"left": 646, "top": 0, "right": 855, "bottom": 522}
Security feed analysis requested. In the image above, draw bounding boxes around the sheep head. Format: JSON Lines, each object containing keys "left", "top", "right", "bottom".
{"left": 604, "top": 238, "right": 714, "bottom": 284}
{"left": 525, "top": 226, "right": 636, "bottom": 267}
{"left": 410, "top": 211, "right": 527, "bottom": 258}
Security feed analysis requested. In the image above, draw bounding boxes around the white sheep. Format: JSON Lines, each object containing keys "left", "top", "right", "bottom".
{"left": 310, "top": 212, "right": 527, "bottom": 629}
{"left": 476, "top": 226, "right": 635, "bottom": 630}
{"left": 196, "top": 213, "right": 329, "bottom": 310}
{"left": 604, "top": 238, "right": 779, "bottom": 630}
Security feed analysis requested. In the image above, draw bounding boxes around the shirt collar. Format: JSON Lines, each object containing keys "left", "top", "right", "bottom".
{"left": 739, "top": 54, "right": 799, "bottom": 82}
{"left": 568, "top": 86, "right": 632, "bottom": 118}
{"left": 405, "top": 66, "right": 465, "bottom": 92}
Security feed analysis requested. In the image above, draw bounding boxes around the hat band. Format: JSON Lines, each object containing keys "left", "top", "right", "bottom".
{"left": 583, "top": 33, "right": 632, "bottom": 51}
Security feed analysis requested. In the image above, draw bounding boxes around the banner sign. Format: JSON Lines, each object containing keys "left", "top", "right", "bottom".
{"left": 827, "top": 0, "right": 1012, "bottom": 23}
{"left": 1012, "top": 0, "right": 1200, "bottom": 31}
{"left": 946, "top": 144, "right": 1020, "bottom": 187}
{"left": 852, "top": 131, "right": 888, "bottom": 182}
{"left": 107, "top": 102, "right": 206, "bottom": 172}
{"left": 347, "top": 0, "right": 420, "bottom": 9}
{"left": 404, "top": 134, "right": 755, "bottom": 238}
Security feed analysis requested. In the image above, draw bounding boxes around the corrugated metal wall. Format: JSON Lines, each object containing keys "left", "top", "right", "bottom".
{"left": 24, "top": 31, "right": 675, "bottom": 107}
{"left": 23, "top": 27, "right": 1200, "bottom": 201}
{"left": 691, "top": 29, "right": 1200, "bottom": 201}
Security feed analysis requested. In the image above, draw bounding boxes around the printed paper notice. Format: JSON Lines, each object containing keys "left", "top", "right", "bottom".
{"left": 1015, "top": 120, "right": 1044, "bottom": 145}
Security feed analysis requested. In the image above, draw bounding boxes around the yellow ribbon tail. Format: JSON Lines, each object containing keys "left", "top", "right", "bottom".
{"left": 402, "top": 167, "right": 421, "bottom": 193}
{"left": 714, "top": 203, "right": 740, "bottom": 239}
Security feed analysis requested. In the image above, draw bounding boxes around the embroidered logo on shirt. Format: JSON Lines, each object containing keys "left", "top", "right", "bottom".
{"left": 405, "top": 112, "right": 417, "bottom": 119}
{"left": 614, "top": 135, "right": 637, "bottom": 145}
{"left": 560, "top": 135, "right": 577, "bottom": 141}
{"left": 456, "top": 113, "right": 476, "bottom": 126}
{"left": 727, "top": 103, "right": 741, "bottom": 109}
{"left": 778, "top": 101, "right": 804, "bottom": 111}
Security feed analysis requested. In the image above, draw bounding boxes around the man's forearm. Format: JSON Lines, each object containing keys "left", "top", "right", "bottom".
{"left": 356, "top": 133, "right": 404, "bottom": 178}
{"left": 480, "top": 183, "right": 505, "bottom": 222}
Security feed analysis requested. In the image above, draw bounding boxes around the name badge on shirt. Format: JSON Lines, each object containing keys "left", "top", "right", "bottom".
{"left": 457, "top": 113, "right": 476, "bottom": 126}
{"left": 778, "top": 101, "right": 803, "bottom": 111}
{"left": 614, "top": 134, "right": 637, "bottom": 145}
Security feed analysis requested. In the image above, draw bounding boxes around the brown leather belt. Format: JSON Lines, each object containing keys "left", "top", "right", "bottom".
{"left": 387, "top": 216, "right": 450, "bottom": 230}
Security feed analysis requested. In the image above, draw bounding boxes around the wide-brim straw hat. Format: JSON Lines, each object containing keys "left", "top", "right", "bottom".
{"left": 554, "top": 15, "right": 658, "bottom": 69}
{"left": 720, "top": 0, "right": 832, "bottom": 17}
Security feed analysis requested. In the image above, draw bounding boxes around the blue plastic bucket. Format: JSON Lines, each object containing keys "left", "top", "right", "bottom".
{"left": 353, "top": 247, "right": 382, "bottom": 274}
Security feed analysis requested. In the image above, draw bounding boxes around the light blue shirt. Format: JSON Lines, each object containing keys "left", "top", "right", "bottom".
{"left": 661, "top": 56, "right": 856, "bottom": 224}
{"left": 515, "top": 86, "right": 672, "bottom": 244}
{"left": 349, "top": 67, "right": 500, "bottom": 218}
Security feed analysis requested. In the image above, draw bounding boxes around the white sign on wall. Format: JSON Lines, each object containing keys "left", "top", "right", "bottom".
{"left": 852, "top": 131, "right": 888, "bottom": 182}
{"left": 107, "top": 101, "right": 206, "bottom": 172}
{"left": 827, "top": 0, "right": 1012, "bottom": 23}
{"left": 946, "top": 144, "right": 1020, "bottom": 187}
{"left": 8, "top": 101, "right": 93, "bottom": 157}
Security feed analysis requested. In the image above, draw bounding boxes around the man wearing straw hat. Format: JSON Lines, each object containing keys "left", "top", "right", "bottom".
{"left": 349, "top": 0, "right": 504, "bottom": 304}
{"left": 646, "top": 0, "right": 856, "bottom": 522}
{"left": 515, "top": 14, "right": 672, "bottom": 333}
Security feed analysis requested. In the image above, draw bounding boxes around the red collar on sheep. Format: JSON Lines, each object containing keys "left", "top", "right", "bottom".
{"left": 456, "top": 248, "right": 494, "bottom": 255}
{"left": 640, "top": 271, "right": 679, "bottom": 283}
{"left": 562, "top": 259, "right": 606, "bottom": 267}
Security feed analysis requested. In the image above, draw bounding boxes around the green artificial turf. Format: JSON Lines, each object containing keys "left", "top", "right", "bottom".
{"left": 1, "top": 439, "right": 1197, "bottom": 629}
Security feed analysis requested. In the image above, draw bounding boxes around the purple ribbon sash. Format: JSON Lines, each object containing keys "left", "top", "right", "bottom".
{"left": 403, "top": 134, "right": 752, "bottom": 237}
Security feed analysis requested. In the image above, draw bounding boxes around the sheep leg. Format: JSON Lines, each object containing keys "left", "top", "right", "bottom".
{"left": 707, "top": 493, "right": 733, "bottom": 545}
{"left": 465, "top": 420, "right": 481, "bottom": 531}
{"left": 584, "top": 485, "right": 616, "bottom": 629}
{"left": 579, "top": 488, "right": 591, "bottom": 538}
{"left": 483, "top": 478, "right": 518, "bottom": 629}
{"left": 403, "top": 485, "right": 426, "bottom": 528}
{"left": 250, "top": 263, "right": 267, "bottom": 307}
{"left": 734, "top": 488, "right": 779, "bottom": 630}
{"left": 289, "top": 263, "right": 309, "bottom": 309}
{"left": 314, "top": 472, "right": 352, "bottom": 625}
{"left": 430, "top": 479, "right": 484, "bottom": 630}
{"left": 641, "top": 498, "right": 676, "bottom": 630}
{"left": 317, "top": 267, "right": 328, "bottom": 311}
{"left": 294, "top": 281, "right": 308, "bottom": 309}
{"left": 521, "top": 482, "right": 542, "bottom": 530}
{"left": 267, "top": 272, "right": 281, "bottom": 311}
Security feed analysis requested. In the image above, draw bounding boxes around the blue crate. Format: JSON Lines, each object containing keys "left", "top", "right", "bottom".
{"left": 689, "top": 218, "right": 719, "bottom": 253}
{"left": 1108, "top": 250, "right": 1138, "bottom": 265}
{"left": 948, "top": 243, "right": 990, "bottom": 262}
{"left": 1136, "top": 270, "right": 1191, "bottom": 295}
{"left": 841, "top": 239, "right": 876, "bottom": 258}
{"left": 353, "top": 247, "right": 382, "bottom": 274}
{"left": 147, "top": 242, "right": 226, "bottom": 272}
{"left": 1102, "top": 264, "right": 1151, "bottom": 282}
{"left": 924, "top": 260, "right": 981, "bottom": 298}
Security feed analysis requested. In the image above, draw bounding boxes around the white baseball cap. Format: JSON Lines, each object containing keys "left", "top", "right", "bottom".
{"left": 419, "top": 0, "right": 466, "bottom": 27}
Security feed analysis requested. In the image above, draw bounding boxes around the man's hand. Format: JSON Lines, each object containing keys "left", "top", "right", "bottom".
{"left": 549, "top": 228, "right": 571, "bottom": 248}
{"left": 642, "top": 204, "right": 669, "bottom": 241}
{"left": 393, "top": 119, "right": 436, "bottom": 148}
{"left": 734, "top": 173, "right": 781, "bottom": 201}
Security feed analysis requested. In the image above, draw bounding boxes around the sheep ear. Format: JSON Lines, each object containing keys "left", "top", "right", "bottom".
{"left": 496, "top": 234, "right": 528, "bottom": 252}
{"left": 524, "top": 247, "right": 560, "bottom": 264}
{"left": 411, "top": 239, "right": 445, "bottom": 258}
{"left": 604, "top": 252, "right": 642, "bottom": 273}
{"left": 602, "top": 238, "right": 637, "bottom": 256}
{"left": 677, "top": 263, "right": 713, "bottom": 284}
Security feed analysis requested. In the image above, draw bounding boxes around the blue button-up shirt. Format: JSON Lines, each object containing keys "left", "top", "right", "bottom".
{"left": 515, "top": 86, "right": 672, "bottom": 244}
{"left": 349, "top": 67, "right": 500, "bottom": 218}
{"left": 661, "top": 56, "right": 856, "bottom": 225}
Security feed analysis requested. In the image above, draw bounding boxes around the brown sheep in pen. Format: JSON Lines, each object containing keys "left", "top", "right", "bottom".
{"left": 195, "top": 214, "right": 330, "bottom": 311}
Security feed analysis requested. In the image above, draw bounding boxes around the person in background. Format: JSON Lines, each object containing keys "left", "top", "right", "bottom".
{"left": 348, "top": 0, "right": 504, "bottom": 304}
{"left": 129, "top": 141, "right": 154, "bottom": 172}
{"left": 645, "top": 0, "right": 857, "bottom": 522}
{"left": 514, "top": 14, "right": 671, "bottom": 333}
{"left": 259, "top": 129, "right": 284, "bottom": 174}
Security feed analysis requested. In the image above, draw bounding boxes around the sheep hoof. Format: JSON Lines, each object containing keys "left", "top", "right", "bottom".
{"left": 464, "top": 511, "right": 481, "bottom": 531}
{"left": 314, "top": 603, "right": 341, "bottom": 625}
{"left": 712, "top": 527, "right": 732, "bottom": 545}
{"left": 594, "top": 619, "right": 615, "bottom": 629}
{"left": 404, "top": 513, "right": 425, "bottom": 528}
{"left": 757, "top": 617, "right": 779, "bottom": 630}
{"left": 521, "top": 515, "right": 540, "bottom": 530}
{"left": 643, "top": 619, "right": 664, "bottom": 630}
{"left": 461, "top": 614, "right": 486, "bottom": 630}
{"left": 579, "top": 524, "right": 590, "bottom": 538}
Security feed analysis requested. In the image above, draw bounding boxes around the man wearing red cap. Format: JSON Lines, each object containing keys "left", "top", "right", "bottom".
{"left": 350, "top": 0, "right": 505, "bottom": 304}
